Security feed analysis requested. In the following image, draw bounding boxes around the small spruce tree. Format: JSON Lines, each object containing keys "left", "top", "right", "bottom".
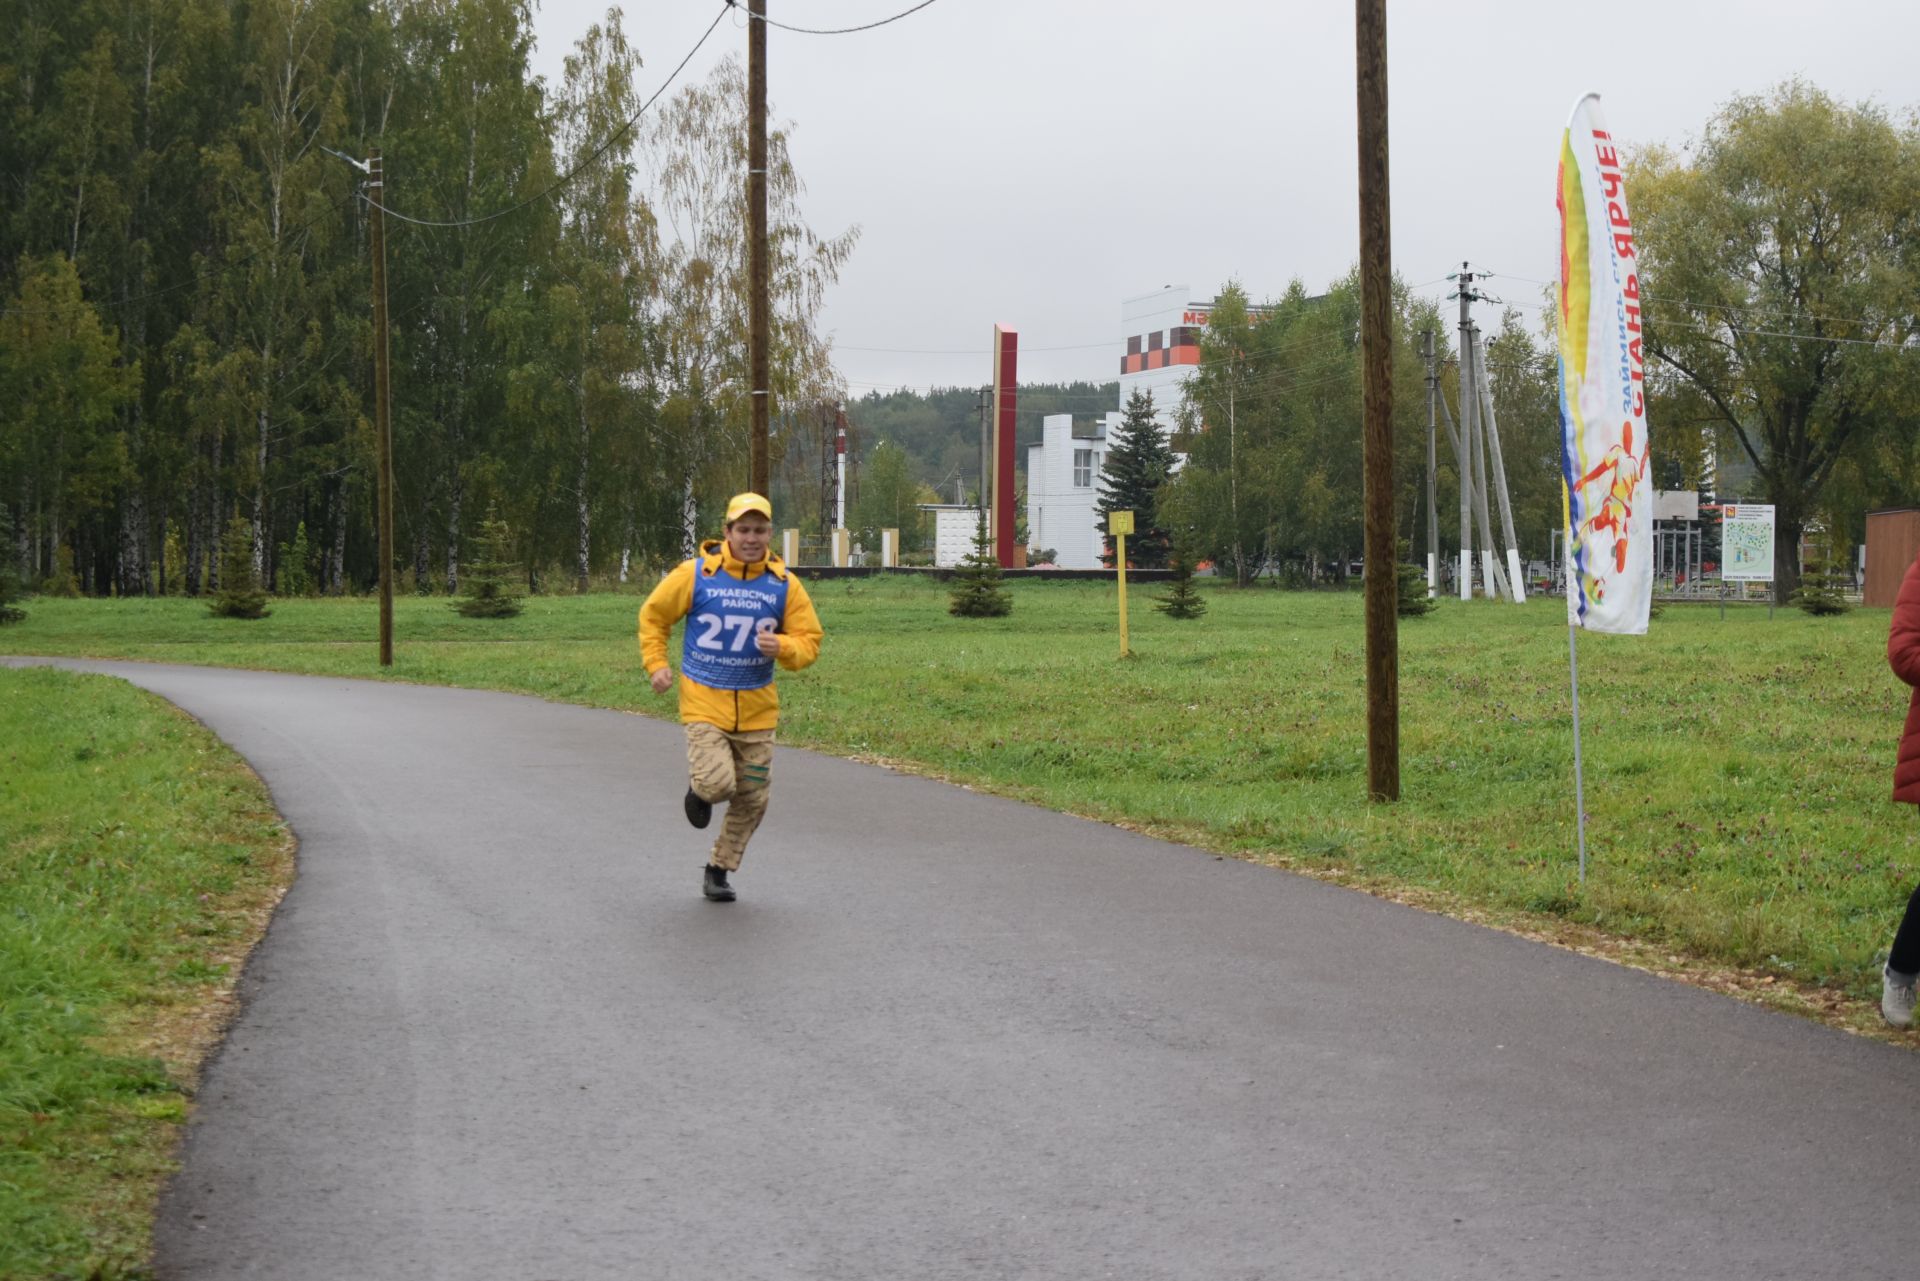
{"left": 1095, "top": 388, "right": 1177, "bottom": 569}
{"left": 161, "top": 521, "right": 187, "bottom": 595}
{"left": 1793, "top": 542, "right": 1852, "bottom": 616}
{"left": 1396, "top": 539, "right": 1435, "bottom": 617}
{"left": 455, "top": 504, "right": 524, "bottom": 618}
{"left": 1155, "top": 534, "right": 1208, "bottom": 620}
{"left": 277, "top": 521, "right": 316, "bottom": 596}
{"left": 208, "top": 515, "right": 270, "bottom": 619}
{"left": 0, "top": 508, "right": 26, "bottom": 624}
{"left": 43, "top": 545, "right": 80, "bottom": 597}
{"left": 948, "top": 510, "right": 1012, "bottom": 618}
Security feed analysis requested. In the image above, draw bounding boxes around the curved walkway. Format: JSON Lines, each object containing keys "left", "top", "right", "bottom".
{"left": 10, "top": 658, "right": 1920, "bottom": 1280}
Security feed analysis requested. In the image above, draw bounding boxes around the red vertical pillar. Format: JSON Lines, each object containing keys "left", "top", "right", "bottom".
{"left": 992, "top": 325, "right": 1019, "bottom": 568}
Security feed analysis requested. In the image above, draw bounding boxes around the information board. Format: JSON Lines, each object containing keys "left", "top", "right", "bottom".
{"left": 1721, "top": 504, "right": 1776, "bottom": 582}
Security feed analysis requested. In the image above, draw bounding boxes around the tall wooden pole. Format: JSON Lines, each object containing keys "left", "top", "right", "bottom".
{"left": 747, "top": 0, "right": 771, "bottom": 495}
{"left": 1356, "top": 0, "right": 1397, "bottom": 801}
{"left": 368, "top": 148, "right": 393, "bottom": 667}
{"left": 1424, "top": 329, "right": 1438, "bottom": 596}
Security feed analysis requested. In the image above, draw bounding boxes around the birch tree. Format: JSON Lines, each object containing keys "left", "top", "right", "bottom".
{"left": 105, "top": 0, "right": 235, "bottom": 594}
{"left": 641, "top": 55, "right": 857, "bottom": 540}
{"left": 506, "top": 12, "right": 648, "bottom": 591}
{"left": 190, "top": 0, "right": 348, "bottom": 586}
{"left": 386, "top": 0, "right": 551, "bottom": 592}
{"left": 0, "top": 255, "right": 135, "bottom": 585}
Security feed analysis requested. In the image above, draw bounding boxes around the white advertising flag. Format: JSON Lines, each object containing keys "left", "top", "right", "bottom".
{"left": 1555, "top": 94, "right": 1653, "bottom": 635}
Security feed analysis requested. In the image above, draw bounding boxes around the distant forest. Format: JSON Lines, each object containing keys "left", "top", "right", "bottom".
{"left": 843, "top": 381, "right": 1120, "bottom": 506}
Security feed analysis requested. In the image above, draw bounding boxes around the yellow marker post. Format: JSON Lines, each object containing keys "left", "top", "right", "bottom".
{"left": 1110, "top": 510, "right": 1134, "bottom": 657}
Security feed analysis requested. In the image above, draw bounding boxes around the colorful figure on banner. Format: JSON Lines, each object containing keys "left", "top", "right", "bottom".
{"left": 1576, "top": 420, "right": 1648, "bottom": 574}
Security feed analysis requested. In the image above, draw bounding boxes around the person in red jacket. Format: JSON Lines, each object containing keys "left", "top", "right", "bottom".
{"left": 1882, "top": 548, "right": 1920, "bottom": 1025}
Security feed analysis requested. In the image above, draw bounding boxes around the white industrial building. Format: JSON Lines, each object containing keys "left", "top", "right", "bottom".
{"left": 1025, "top": 414, "right": 1112, "bottom": 568}
{"left": 1022, "top": 285, "right": 1213, "bottom": 568}
{"left": 1116, "top": 284, "right": 1213, "bottom": 429}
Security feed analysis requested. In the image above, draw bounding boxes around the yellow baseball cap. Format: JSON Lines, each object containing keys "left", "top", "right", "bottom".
{"left": 725, "top": 492, "right": 773, "bottom": 524}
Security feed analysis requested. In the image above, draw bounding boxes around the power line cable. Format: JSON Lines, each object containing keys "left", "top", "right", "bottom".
{"left": 1480, "top": 268, "right": 1915, "bottom": 346}
{"left": 1480, "top": 267, "right": 1903, "bottom": 334}
{"left": 838, "top": 322, "right": 1366, "bottom": 370}
{"left": 738, "top": 0, "right": 943, "bottom": 36}
{"left": 5, "top": 4, "right": 729, "bottom": 315}
{"left": 1644, "top": 294, "right": 1901, "bottom": 333}
{"left": 843, "top": 357, "right": 1390, "bottom": 407}
{"left": 836, "top": 337, "right": 1122, "bottom": 355}
{"left": 840, "top": 278, "right": 1459, "bottom": 359}
{"left": 0, "top": 1, "right": 730, "bottom": 314}
{"left": 1647, "top": 315, "right": 1916, "bottom": 351}
{"left": 844, "top": 341, "right": 1424, "bottom": 404}
{"left": 372, "top": 3, "right": 729, "bottom": 230}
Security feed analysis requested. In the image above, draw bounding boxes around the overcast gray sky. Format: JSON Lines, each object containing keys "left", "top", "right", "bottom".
{"left": 526, "top": 0, "right": 1919, "bottom": 394}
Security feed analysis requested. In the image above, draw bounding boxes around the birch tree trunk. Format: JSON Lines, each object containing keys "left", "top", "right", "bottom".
{"left": 14, "top": 485, "right": 31, "bottom": 587}
{"left": 253, "top": 390, "right": 269, "bottom": 585}
{"left": 414, "top": 522, "right": 430, "bottom": 592}
{"left": 186, "top": 475, "right": 204, "bottom": 595}
{"left": 328, "top": 481, "right": 346, "bottom": 594}
{"left": 120, "top": 492, "right": 147, "bottom": 596}
{"left": 205, "top": 434, "right": 222, "bottom": 592}
{"left": 576, "top": 399, "right": 592, "bottom": 592}
{"left": 154, "top": 494, "right": 167, "bottom": 595}
{"left": 683, "top": 473, "right": 698, "bottom": 558}
{"left": 1228, "top": 379, "right": 1247, "bottom": 588}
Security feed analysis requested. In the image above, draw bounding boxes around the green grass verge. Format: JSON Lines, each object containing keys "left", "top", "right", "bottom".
{"left": 1, "top": 667, "right": 291, "bottom": 1281}
{"left": 2, "top": 579, "right": 1909, "bottom": 1008}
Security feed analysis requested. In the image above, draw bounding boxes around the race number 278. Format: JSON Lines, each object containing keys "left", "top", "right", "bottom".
{"left": 694, "top": 612, "right": 776, "bottom": 652}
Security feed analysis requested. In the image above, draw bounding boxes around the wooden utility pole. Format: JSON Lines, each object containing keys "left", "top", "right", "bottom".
{"left": 368, "top": 148, "right": 394, "bottom": 667}
{"left": 1355, "top": 0, "right": 1397, "bottom": 802}
{"left": 1424, "top": 329, "right": 1438, "bottom": 597}
{"left": 747, "top": 0, "right": 771, "bottom": 495}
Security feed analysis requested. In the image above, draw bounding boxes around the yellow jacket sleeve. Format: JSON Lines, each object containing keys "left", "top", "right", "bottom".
{"left": 638, "top": 559, "right": 696, "bottom": 675}
{"left": 775, "top": 575, "right": 823, "bottom": 672}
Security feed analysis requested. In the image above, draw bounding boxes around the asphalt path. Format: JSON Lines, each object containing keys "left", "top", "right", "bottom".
{"left": 11, "top": 657, "right": 1920, "bottom": 1280}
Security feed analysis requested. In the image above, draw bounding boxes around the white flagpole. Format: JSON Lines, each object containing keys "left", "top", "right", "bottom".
{"left": 1567, "top": 620, "right": 1588, "bottom": 882}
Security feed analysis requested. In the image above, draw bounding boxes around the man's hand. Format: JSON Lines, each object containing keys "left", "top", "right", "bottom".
{"left": 650, "top": 667, "right": 674, "bottom": 695}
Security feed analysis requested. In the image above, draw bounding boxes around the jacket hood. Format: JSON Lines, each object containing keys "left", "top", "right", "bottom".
{"left": 700, "top": 538, "right": 788, "bottom": 581}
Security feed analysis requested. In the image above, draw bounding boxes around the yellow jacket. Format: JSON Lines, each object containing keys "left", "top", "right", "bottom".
{"left": 639, "top": 540, "right": 823, "bottom": 731}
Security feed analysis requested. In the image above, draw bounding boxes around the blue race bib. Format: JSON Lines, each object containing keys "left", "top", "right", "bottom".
{"left": 681, "top": 562, "right": 789, "bottom": 690}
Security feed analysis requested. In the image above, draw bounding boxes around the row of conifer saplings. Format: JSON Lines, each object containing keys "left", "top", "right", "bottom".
{"left": 0, "top": 510, "right": 1854, "bottom": 628}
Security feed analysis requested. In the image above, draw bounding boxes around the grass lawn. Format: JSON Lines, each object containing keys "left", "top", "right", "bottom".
{"left": 3, "top": 577, "right": 1910, "bottom": 1033}
{"left": 1, "top": 667, "right": 292, "bottom": 1280}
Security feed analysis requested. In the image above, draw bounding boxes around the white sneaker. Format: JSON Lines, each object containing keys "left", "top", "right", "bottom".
{"left": 1883, "top": 965, "right": 1916, "bottom": 1028}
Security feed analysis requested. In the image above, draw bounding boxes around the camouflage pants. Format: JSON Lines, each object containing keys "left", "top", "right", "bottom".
{"left": 686, "top": 723, "right": 775, "bottom": 871}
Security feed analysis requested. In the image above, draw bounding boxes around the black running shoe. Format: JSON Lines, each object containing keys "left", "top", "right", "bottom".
{"left": 684, "top": 787, "right": 712, "bottom": 829}
{"left": 703, "top": 864, "right": 736, "bottom": 902}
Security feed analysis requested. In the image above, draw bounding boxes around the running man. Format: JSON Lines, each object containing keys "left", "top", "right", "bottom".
{"left": 640, "top": 493, "right": 823, "bottom": 901}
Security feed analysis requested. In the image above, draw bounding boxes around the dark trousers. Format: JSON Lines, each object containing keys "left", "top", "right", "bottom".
{"left": 1892, "top": 883, "right": 1920, "bottom": 976}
